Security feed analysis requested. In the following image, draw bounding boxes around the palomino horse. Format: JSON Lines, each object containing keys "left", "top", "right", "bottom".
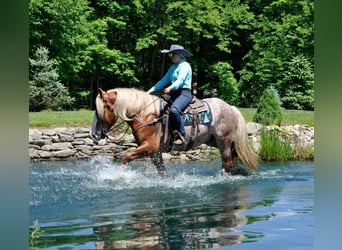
{"left": 90, "top": 88, "right": 258, "bottom": 175}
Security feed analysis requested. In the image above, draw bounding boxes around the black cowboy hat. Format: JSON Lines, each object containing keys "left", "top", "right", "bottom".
{"left": 161, "top": 44, "right": 192, "bottom": 57}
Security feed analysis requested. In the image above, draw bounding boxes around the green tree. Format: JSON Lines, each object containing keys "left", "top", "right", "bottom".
{"left": 28, "top": 0, "right": 314, "bottom": 109}
{"left": 253, "top": 86, "right": 283, "bottom": 125}
{"left": 29, "top": 47, "right": 75, "bottom": 111}
{"left": 280, "top": 54, "right": 314, "bottom": 110}
{"left": 29, "top": 0, "right": 93, "bottom": 83}
{"left": 29, "top": 0, "right": 139, "bottom": 108}
{"left": 238, "top": 0, "right": 314, "bottom": 108}
{"left": 202, "top": 62, "right": 239, "bottom": 104}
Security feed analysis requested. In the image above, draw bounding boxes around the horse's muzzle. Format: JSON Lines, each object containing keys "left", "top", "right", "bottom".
{"left": 90, "top": 112, "right": 107, "bottom": 142}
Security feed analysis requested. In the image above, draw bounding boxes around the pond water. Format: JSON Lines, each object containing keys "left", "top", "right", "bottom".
{"left": 29, "top": 157, "right": 314, "bottom": 249}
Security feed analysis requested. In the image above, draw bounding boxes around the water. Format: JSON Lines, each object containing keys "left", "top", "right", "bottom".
{"left": 29, "top": 157, "right": 314, "bottom": 249}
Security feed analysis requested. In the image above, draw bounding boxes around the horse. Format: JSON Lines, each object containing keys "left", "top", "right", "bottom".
{"left": 90, "top": 87, "right": 258, "bottom": 176}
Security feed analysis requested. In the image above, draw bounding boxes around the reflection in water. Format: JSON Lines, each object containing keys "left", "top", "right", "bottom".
{"left": 93, "top": 187, "right": 250, "bottom": 249}
{"left": 29, "top": 158, "right": 313, "bottom": 249}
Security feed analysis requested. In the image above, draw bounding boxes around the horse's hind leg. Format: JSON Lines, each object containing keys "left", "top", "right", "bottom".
{"left": 151, "top": 151, "right": 165, "bottom": 176}
{"left": 230, "top": 142, "right": 250, "bottom": 176}
{"left": 217, "top": 137, "right": 234, "bottom": 174}
{"left": 220, "top": 139, "right": 249, "bottom": 176}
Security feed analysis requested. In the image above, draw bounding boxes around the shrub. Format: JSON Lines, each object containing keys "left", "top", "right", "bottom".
{"left": 29, "top": 46, "right": 75, "bottom": 111}
{"left": 253, "top": 86, "right": 283, "bottom": 126}
{"left": 201, "top": 62, "right": 239, "bottom": 104}
{"left": 29, "top": 220, "right": 43, "bottom": 249}
{"left": 259, "top": 127, "right": 293, "bottom": 161}
{"left": 279, "top": 54, "right": 314, "bottom": 111}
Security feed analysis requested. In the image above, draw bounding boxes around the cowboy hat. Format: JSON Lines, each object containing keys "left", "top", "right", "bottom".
{"left": 161, "top": 44, "right": 192, "bottom": 57}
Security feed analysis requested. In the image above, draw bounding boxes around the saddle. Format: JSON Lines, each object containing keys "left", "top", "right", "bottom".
{"left": 160, "top": 94, "right": 212, "bottom": 151}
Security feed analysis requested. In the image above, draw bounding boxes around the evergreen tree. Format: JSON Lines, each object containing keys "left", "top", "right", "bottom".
{"left": 280, "top": 54, "right": 314, "bottom": 110}
{"left": 29, "top": 47, "right": 75, "bottom": 111}
{"left": 253, "top": 86, "right": 283, "bottom": 125}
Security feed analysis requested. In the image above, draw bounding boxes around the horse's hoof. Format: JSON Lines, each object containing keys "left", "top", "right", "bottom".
{"left": 230, "top": 166, "right": 250, "bottom": 176}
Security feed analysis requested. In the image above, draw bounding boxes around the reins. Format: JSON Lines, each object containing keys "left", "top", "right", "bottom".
{"left": 133, "top": 115, "right": 166, "bottom": 133}
{"left": 106, "top": 93, "right": 163, "bottom": 138}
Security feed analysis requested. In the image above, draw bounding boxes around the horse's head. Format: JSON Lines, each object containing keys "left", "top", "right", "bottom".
{"left": 90, "top": 88, "right": 119, "bottom": 141}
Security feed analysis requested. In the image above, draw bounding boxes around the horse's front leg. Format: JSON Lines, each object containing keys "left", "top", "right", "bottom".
{"left": 120, "top": 142, "right": 156, "bottom": 164}
{"left": 219, "top": 136, "right": 250, "bottom": 176}
{"left": 151, "top": 151, "right": 165, "bottom": 176}
{"left": 229, "top": 142, "right": 250, "bottom": 176}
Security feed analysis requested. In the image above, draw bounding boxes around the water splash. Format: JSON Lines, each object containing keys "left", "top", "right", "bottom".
{"left": 84, "top": 156, "right": 246, "bottom": 191}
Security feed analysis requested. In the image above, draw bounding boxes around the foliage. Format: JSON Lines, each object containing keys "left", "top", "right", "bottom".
{"left": 253, "top": 87, "right": 283, "bottom": 125}
{"left": 202, "top": 62, "right": 239, "bottom": 104}
{"left": 29, "top": 0, "right": 314, "bottom": 111}
{"left": 279, "top": 54, "right": 314, "bottom": 110}
{"left": 29, "top": 47, "right": 75, "bottom": 111}
{"left": 29, "top": 220, "right": 43, "bottom": 250}
{"left": 258, "top": 126, "right": 314, "bottom": 161}
{"left": 259, "top": 127, "right": 293, "bottom": 161}
{"left": 238, "top": 0, "right": 314, "bottom": 107}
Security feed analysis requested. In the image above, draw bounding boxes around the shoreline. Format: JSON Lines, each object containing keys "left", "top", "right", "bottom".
{"left": 29, "top": 123, "right": 314, "bottom": 162}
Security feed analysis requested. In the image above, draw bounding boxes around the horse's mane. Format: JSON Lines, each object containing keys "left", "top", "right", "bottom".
{"left": 107, "top": 88, "right": 160, "bottom": 121}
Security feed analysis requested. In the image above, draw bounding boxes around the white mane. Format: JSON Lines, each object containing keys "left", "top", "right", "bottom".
{"left": 101, "top": 88, "right": 160, "bottom": 121}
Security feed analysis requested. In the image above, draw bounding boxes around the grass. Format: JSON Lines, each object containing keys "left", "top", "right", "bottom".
{"left": 29, "top": 108, "right": 314, "bottom": 127}
{"left": 258, "top": 126, "right": 314, "bottom": 162}
{"left": 259, "top": 127, "right": 294, "bottom": 161}
{"left": 29, "top": 220, "right": 43, "bottom": 250}
{"left": 29, "top": 109, "right": 94, "bottom": 127}
{"left": 239, "top": 108, "right": 314, "bottom": 126}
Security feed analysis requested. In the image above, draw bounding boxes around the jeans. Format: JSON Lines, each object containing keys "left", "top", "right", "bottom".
{"left": 169, "top": 89, "right": 192, "bottom": 136}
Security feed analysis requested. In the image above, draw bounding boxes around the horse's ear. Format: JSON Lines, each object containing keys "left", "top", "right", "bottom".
{"left": 98, "top": 88, "right": 106, "bottom": 99}
{"left": 108, "top": 91, "right": 117, "bottom": 104}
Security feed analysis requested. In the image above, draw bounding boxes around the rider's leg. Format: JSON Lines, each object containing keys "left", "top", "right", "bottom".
{"left": 169, "top": 89, "right": 192, "bottom": 144}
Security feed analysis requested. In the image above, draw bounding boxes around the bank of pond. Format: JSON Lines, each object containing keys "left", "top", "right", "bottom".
{"left": 29, "top": 123, "right": 314, "bottom": 163}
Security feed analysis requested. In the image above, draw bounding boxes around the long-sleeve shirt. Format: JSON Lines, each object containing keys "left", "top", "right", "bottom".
{"left": 148, "top": 59, "right": 192, "bottom": 93}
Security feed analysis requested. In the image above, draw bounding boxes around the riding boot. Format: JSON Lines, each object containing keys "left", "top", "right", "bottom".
{"left": 173, "top": 130, "right": 186, "bottom": 145}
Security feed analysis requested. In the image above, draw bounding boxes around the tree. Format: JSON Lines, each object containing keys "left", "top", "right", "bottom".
{"left": 280, "top": 54, "right": 314, "bottom": 110}
{"left": 29, "top": 0, "right": 139, "bottom": 109}
{"left": 29, "top": 47, "right": 74, "bottom": 111}
{"left": 238, "top": 0, "right": 314, "bottom": 108}
{"left": 28, "top": 0, "right": 314, "bottom": 110}
{"left": 253, "top": 86, "right": 283, "bottom": 125}
{"left": 201, "top": 62, "right": 239, "bottom": 104}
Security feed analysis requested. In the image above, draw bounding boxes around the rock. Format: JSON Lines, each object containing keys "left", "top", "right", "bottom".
{"left": 186, "top": 153, "right": 201, "bottom": 161}
{"left": 246, "top": 122, "right": 262, "bottom": 135}
{"left": 29, "top": 148, "right": 40, "bottom": 159}
{"left": 42, "top": 129, "right": 56, "bottom": 136}
{"left": 41, "top": 142, "right": 73, "bottom": 151}
{"left": 29, "top": 124, "right": 314, "bottom": 162}
{"left": 74, "top": 133, "right": 90, "bottom": 138}
{"left": 52, "top": 149, "right": 75, "bottom": 158}
{"left": 30, "top": 139, "right": 51, "bottom": 147}
{"left": 38, "top": 150, "right": 53, "bottom": 158}
{"left": 58, "top": 134, "right": 74, "bottom": 142}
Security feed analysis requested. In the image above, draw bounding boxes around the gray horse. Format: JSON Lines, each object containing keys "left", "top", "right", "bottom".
{"left": 90, "top": 88, "right": 258, "bottom": 175}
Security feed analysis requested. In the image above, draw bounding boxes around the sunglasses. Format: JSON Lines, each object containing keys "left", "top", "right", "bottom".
{"left": 168, "top": 53, "right": 177, "bottom": 58}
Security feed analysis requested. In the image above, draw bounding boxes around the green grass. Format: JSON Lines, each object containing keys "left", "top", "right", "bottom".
{"left": 29, "top": 108, "right": 314, "bottom": 127}
{"left": 259, "top": 128, "right": 294, "bottom": 161}
{"left": 29, "top": 109, "right": 94, "bottom": 127}
{"left": 258, "top": 126, "right": 314, "bottom": 162}
{"left": 239, "top": 108, "right": 314, "bottom": 126}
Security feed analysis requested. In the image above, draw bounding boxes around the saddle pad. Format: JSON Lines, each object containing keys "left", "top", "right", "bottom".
{"left": 162, "top": 100, "right": 212, "bottom": 126}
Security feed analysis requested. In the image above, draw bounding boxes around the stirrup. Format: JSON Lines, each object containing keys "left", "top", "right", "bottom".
{"left": 173, "top": 130, "right": 185, "bottom": 145}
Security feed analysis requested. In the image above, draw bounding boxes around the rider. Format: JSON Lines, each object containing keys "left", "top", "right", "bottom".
{"left": 147, "top": 44, "right": 193, "bottom": 145}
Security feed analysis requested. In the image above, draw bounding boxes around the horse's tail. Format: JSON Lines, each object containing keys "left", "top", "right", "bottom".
{"left": 233, "top": 107, "right": 259, "bottom": 171}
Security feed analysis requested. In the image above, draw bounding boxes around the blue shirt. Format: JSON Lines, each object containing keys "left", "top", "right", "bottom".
{"left": 148, "top": 59, "right": 192, "bottom": 93}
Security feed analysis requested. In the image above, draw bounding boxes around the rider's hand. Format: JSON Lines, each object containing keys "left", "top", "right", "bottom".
{"left": 164, "top": 86, "right": 172, "bottom": 94}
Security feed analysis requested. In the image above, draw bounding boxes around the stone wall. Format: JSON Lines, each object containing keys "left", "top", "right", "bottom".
{"left": 29, "top": 123, "right": 314, "bottom": 161}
